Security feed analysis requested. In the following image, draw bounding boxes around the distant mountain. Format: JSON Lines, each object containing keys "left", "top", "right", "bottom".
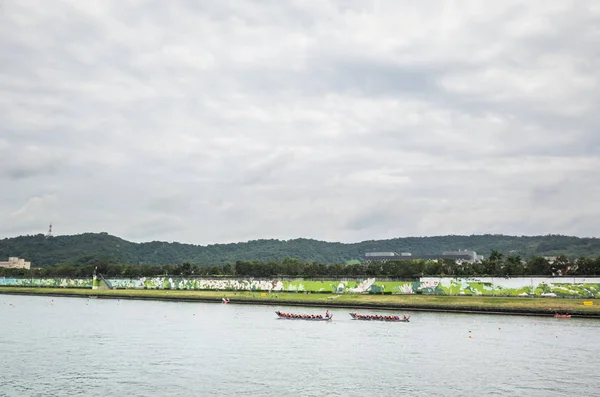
{"left": 1, "top": 232, "right": 599, "bottom": 267}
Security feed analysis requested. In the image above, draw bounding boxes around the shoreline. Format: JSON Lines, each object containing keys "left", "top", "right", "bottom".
{"left": 1, "top": 287, "right": 599, "bottom": 319}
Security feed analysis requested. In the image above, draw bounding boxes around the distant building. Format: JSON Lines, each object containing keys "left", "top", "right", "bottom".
{"left": 364, "top": 250, "right": 482, "bottom": 264}
{"left": 364, "top": 252, "right": 416, "bottom": 262}
{"left": 0, "top": 257, "right": 31, "bottom": 270}
{"left": 365, "top": 252, "right": 412, "bottom": 258}
{"left": 441, "top": 250, "right": 484, "bottom": 263}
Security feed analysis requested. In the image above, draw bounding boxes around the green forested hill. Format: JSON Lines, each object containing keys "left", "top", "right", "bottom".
{"left": 1, "top": 232, "right": 599, "bottom": 267}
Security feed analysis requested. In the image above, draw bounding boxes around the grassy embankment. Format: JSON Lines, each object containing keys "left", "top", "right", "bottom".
{"left": 1, "top": 287, "right": 599, "bottom": 317}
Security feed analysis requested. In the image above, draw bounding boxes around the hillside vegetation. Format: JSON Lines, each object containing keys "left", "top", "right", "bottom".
{"left": 1, "top": 232, "right": 599, "bottom": 268}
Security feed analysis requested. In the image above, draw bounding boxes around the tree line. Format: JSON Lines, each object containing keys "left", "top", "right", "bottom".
{"left": 3, "top": 232, "right": 600, "bottom": 267}
{"left": 2, "top": 251, "right": 600, "bottom": 278}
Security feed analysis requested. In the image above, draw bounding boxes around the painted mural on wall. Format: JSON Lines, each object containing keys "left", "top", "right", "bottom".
{"left": 94, "top": 276, "right": 600, "bottom": 297}
{"left": 2, "top": 276, "right": 600, "bottom": 297}
{"left": 0, "top": 278, "right": 92, "bottom": 288}
{"left": 107, "top": 278, "right": 286, "bottom": 291}
{"left": 368, "top": 277, "right": 600, "bottom": 298}
{"left": 104, "top": 277, "right": 380, "bottom": 294}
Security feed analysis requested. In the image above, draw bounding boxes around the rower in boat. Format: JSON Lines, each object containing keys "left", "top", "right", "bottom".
{"left": 275, "top": 310, "right": 333, "bottom": 321}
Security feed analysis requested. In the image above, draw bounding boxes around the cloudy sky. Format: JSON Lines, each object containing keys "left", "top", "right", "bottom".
{"left": 1, "top": 0, "right": 599, "bottom": 244}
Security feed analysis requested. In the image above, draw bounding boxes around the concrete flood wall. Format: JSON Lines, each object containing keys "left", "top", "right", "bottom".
{"left": 1, "top": 277, "right": 600, "bottom": 298}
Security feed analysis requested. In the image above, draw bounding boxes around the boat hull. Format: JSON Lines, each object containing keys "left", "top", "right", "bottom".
{"left": 349, "top": 313, "right": 410, "bottom": 322}
{"left": 275, "top": 311, "right": 332, "bottom": 321}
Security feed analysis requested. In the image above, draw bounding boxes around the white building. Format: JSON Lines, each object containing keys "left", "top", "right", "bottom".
{"left": 365, "top": 250, "right": 482, "bottom": 264}
{"left": 0, "top": 257, "right": 31, "bottom": 270}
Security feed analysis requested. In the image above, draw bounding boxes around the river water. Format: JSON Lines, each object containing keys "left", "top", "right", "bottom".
{"left": 0, "top": 294, "right": 598, "bottom": 396}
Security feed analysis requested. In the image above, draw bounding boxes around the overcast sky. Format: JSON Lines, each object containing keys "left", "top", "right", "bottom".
{"left": 1, "top": 1, "right": 599, "bottom": 244}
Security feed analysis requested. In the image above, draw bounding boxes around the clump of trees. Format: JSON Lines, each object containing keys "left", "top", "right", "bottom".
{"left": 1, "top": 251, "right": 600, "bottom": 278}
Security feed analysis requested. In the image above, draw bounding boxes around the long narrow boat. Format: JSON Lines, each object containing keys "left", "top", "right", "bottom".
{"left": 349, "top": 313, "right": 410, "bottom": 322}
{"left": 275, "top": 311, "right": 333, "bottom": 321}
{"left": 554, "top": 314, "right": 571, "bottom": 319}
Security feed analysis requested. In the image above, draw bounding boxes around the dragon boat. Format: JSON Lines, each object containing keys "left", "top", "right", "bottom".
{"left": 275, "top": 310, "right": 333, "bottom": 321}
{"left": 349, "top": 313, "right": 410, "bottom": 322}
{"left": 554, "top": 313, "right": 571, "bottom": 319}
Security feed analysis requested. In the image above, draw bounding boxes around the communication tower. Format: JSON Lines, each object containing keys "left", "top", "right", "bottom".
{"left": 46, "top": 223, "right": 53, "bottom": 237}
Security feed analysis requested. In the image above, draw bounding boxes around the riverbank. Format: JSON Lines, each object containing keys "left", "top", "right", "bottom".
{"left": 1, "top": 287, "right": 599, "bottom": 318}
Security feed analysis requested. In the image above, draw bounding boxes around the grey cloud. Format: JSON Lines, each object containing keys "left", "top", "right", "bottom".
{"left": 237, "top": 151, "right": 294, "bottom": 186}
{"left": 147, "top": 193, "right": 194, "bottom": 215}
{"left": 311, "top": 59, "right": 443, "bottom": 98}
{"left": 4, "top": 163, "right": 61, "bottom": 180}
{"left": 344, "top": 200, "right": 421, "bottom": 233}
{"left": 129, "top": 214, "right": 188, "bottom": 238}
{"left": 0, "top": 144, "right": 68, "bottom": 180}
{"left": 530, "top": 172, "right": 600, "bottom": 208}
{"left": 1, "top": 0, "right": 599, "bottom": 244}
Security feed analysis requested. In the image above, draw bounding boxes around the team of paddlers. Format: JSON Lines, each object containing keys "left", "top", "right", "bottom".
{"left": 352, "top": 313, "right": 408, "bottom": 321}
{"left": 277, "top": 310, "right": 331, "bottom": 319}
